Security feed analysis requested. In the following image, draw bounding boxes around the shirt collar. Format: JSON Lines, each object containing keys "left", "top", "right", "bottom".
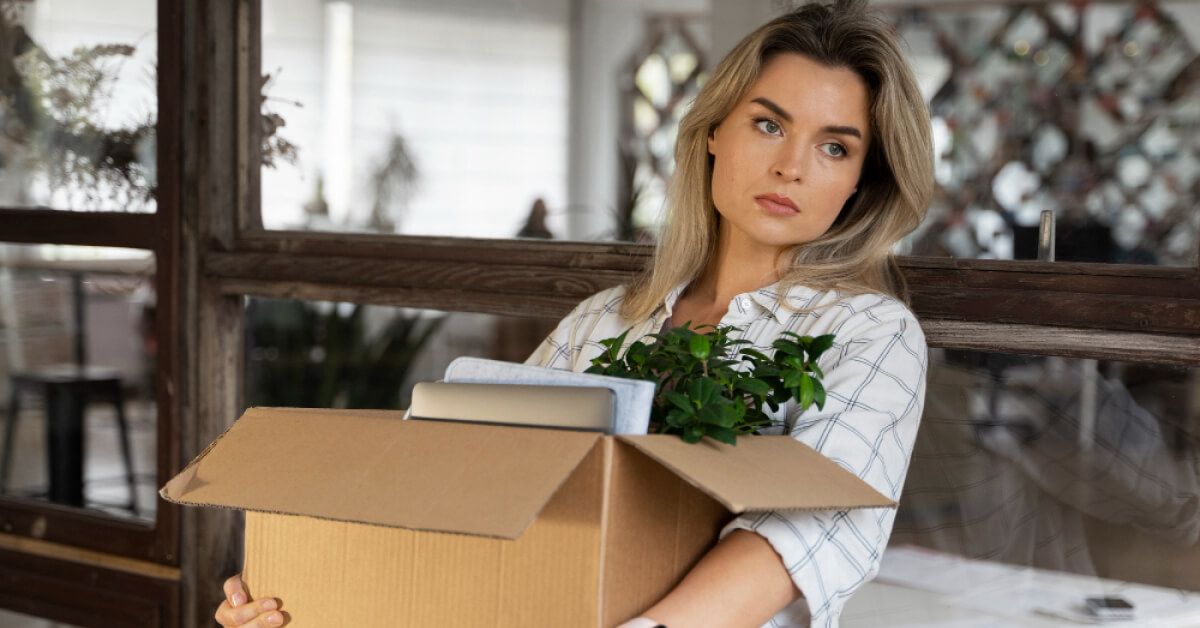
{"left": 655, "top": 280, "right": 823, "bottom": 325}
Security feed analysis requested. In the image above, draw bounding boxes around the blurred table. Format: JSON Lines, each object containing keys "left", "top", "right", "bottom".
{"left": 843, "top": 546, "right": 1200, "bottom": 627}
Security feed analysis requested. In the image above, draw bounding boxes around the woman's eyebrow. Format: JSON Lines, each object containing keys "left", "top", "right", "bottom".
{"left": 751, "top": 97, "right": 793, "bottom": 122}
{"left": 750, "top": 96, "right": 863, "bottom": 139}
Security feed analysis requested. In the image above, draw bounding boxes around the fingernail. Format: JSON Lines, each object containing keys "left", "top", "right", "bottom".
{"left": 231, "top": 592, "right": 246, "bottom": 607}
{"left": 267, "top": 613, "right": 283, "bottom": 625}
{"left": 261, "top": 598, "right": 278, "bottom": 611}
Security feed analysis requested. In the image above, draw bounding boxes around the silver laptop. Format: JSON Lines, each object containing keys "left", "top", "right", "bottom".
{"left": 408, "top": 382, "right": 615, "bottom": 433}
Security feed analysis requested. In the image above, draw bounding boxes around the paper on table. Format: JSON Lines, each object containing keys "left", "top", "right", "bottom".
{"left": 443, "top": 357, "right": 655, "bottom": 435}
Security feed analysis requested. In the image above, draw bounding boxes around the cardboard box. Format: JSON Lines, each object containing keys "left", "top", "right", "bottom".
{"left": 162, "top": 407, "right": 893, "bottom": 627}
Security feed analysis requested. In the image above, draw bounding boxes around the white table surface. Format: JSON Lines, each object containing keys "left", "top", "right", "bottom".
{"left": 842, "top": 546, "right": 1200, "bottom": 627}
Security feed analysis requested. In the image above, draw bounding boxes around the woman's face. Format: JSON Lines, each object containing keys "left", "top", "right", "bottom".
{"left": 707, "top": 53, "right": 870, "bottom": 251}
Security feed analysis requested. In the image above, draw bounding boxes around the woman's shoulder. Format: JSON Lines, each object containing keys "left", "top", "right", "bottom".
{"left": 557, "top": 284, "right": 634, "bottom": 327}
{"left": 775, "top": 284, "right": 923, "bottom": 340}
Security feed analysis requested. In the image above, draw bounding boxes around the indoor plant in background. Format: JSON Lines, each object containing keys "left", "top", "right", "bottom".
{"left": 587, "top": 323, "right": 835, "bottom": 444}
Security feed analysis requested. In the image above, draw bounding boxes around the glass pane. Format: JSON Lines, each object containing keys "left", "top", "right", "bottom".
{"left": 259, "top": 0, "right": 707, "bottom": 242}
{"left": 244, "top": 297, "right": 558, "bottom": 409}
{"left": 852, "top": 349, "right": 1200, "bottom": 624}
{"left": 259, "top": 1, "right": 1198, "bottom": 263}
{"left": 0, "top": 0, "right": 158, "bottom": 212}
{"left": 0, "top": 608, "right": 82, "bottom": 628}
{"left": 0, "top": 244, "right": 157, "bottom": 522}
{"left": 896, "top": 3, "right": 1200, "bottom": 266}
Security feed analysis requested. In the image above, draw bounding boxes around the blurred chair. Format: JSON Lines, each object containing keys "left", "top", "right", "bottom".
{"left": 0, "top": 271, "right": 138, "bottom": 513}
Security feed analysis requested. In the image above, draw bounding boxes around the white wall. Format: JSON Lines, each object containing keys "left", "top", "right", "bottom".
{"left": 261, "top": 0, "right": 570, "bottom": 238}
{"left": 566, "top": 0, "right": 710, "bottom": 240}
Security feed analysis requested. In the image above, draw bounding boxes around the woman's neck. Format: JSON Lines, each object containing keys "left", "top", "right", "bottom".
{"left": 686, "top": 223, "right": 782, "bottom": 308}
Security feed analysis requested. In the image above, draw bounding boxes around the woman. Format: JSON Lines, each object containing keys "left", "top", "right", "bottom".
{"left": 217, "top": 1, "right": 933, "bottom": 626}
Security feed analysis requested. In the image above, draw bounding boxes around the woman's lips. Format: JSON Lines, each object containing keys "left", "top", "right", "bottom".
{"left": 755, "top": 194, "right": 799, "bottom": 216}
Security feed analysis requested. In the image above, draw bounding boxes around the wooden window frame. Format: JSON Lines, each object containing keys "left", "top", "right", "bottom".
{"left": 0, "top": 0, "right": 186, "bottom": 624}
{"left": 0, "top": 0, "right": 183, "bottom": 561}
{"left": 177, "top": 0, "right": 1200, "bottom": 624}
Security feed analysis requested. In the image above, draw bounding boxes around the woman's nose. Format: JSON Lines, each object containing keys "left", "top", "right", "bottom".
{"left": 772, "top": 146, "right": 807, "bottom": 182}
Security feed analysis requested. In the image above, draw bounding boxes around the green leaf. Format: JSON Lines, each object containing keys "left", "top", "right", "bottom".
{"left": 799, "top": 373, "right": 814, "bottom": 409}
{"left": 698, "top": 402, "right": 736, "bottom": 428}
{"left": 706, "top": 425, "right": 738, "bottom": 445}
{"left": 689, "top": 334, "right": 711, "bottom": 360}
{"left": 688, "top": 378, "right": 718, "bottom": 405}
{"left": 810, "top": 362, "right": 825, "bottom": 379}
{"left": 664, "top": 390, "right": 694, "bottom": 414}
{"left": 665, "top": 409, "right": 688, "bottom": 428}
{"left": 809, "top": 334, "right": 835, "bottom": 357}
{"left": 740, "top": 348, "right": 771, "bottom": 363}
{"left": 607, "top": 329, "right": 630, "bottom": 361}
{"left": 772, "top": 339, "right": 804, "bottom": 358}
{"left": 683, "top": 425, "right": 704, "bottom": 443}
{"left": 812, "top": 379, "right": 827, "bottom": 410}
{"left": 735, "top": 378, "right": 771, "bottom": 396}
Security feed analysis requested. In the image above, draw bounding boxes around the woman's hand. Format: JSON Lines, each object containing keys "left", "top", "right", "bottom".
{"left": 215, "top": 574, "right": 286, "bottom": 627}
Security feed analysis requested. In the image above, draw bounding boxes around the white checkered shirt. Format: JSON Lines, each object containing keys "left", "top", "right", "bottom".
{"left": 525, "top": 282, "right": 928, "bottom": 627}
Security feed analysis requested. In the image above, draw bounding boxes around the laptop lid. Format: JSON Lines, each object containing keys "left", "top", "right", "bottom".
{"left": 409, "top": 382, "right": 615, "bottom": 433}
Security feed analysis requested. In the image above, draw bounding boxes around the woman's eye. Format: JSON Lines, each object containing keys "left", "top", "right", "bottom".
{"left": 755, "top": 119, "right": 782, "bottom": 135}
{"left": 821, "top": 143, "right": 848, "bottom": 158}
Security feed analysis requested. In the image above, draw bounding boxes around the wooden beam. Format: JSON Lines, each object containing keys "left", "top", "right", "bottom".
{"left": 235, "top": 232, "right": 1197, "bottom": 282}
{"left": 217, "top": 277, "right": 586, "bottom": 320}
{"left": 184, "top": 280, "right": 245, "bottom": 628}
{"left": 0, "top": 499, "right": 164, "bottom": 561}
{"left": 205, "top": 240, "right": 1200, "bottom": 335}
{"left": 922, "top": 320, "right": 1200, "bottom": 367}
{"left": 909, "top": 287, "right": 1200, "bottom": 335}
{"left": 0, "top": 548, "right": 179, "bottom": 627}
{"left": 0, "top": 533, "right": 180, "bottom": 581}
{"left": 900, "top": 255, "right": 1199, "bottom": 281}
{"left": 179, "top": 1, "right": 245, "bottom": 626}
{"left": 235, "top": 230, "right": 651, "bottom": 271}
{"left": 0, "top": 209, "right": 158, "bottom": 249}
{"left": 207, "top": 251, "right": 631, "bottom": 302}
{"left": 217, "top": 277, "right": 1200, "bottom": 367}
{"left": 236, "top": 0, "right": 263, "bottom": 234}
{"left": 151, "top": 0, "right": 186, "bottom": 575}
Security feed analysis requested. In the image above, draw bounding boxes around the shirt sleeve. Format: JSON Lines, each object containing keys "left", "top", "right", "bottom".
{"left": 721, "top": 305, "right": 928, "bottom": 627}
{"left": 524, "top": 290, "right": 609, "bottom": 370}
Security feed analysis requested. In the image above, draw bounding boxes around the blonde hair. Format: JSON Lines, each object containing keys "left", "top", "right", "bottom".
{"left": 622, "top": 0, "right": 934, "bottom": 321}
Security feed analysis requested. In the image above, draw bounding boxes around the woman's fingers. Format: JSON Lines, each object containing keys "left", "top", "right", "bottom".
{"left": 215, "top": 598, "right": 283, "bottom": 626}
{"left": 222, "top": 574, "right": 247, "bottom": 607}
{"left": 242, "top": 607, "right": 286, "bottom": 627}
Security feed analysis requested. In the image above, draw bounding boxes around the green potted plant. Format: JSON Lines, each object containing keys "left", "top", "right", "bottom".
{"left": 586, "top": 323, "right": 835, "bottom": 445}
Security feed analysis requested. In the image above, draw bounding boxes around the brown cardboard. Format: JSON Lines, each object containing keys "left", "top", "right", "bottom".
{"left": 618, "top": 433, "right": 896, "bottom": 512}
{"left": 163, "top": 407, "right": 894, "bottom": 627}
{"left": 163, "top": 407, "right": 602, "bottom": 538}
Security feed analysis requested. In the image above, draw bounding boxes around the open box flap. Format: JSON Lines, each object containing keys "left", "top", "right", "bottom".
{"left": 617, "top": 434, "right": 895, "bottom": 513}
{"left": 161, "top": 407, "right": 603, "bottom": 539}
